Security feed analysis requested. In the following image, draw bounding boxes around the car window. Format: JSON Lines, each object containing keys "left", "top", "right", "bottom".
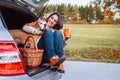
{"left": 0, "top": 17, "right": 7, "bottom": 32}
{"left": 0, "top": 17, "right": 4, "bottom": 28}
{"left": 0, "top": 12, "right": 8, "bottom": 30}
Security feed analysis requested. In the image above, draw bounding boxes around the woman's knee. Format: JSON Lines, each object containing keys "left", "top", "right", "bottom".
{"left": 43, "top": 29, "right": 53, "bottom": 37}
{"left": 54, "top": 30, "right": 62, "bottom": 37}
{"left": 45, "top": 29, "right": 53, "bottom": 34}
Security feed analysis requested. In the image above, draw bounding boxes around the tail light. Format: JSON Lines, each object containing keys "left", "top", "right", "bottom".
{"left": 0, "top": 41, "right": 26, "bottom": 76}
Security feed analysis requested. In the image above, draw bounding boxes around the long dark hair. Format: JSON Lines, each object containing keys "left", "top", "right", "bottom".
{"left": 46, "top": 12, "right": 63, "bottom": 30}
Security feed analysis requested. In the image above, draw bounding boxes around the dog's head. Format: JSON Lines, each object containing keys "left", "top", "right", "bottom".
{"left": 37, "top": 18, "right": 48, "bottom": 31}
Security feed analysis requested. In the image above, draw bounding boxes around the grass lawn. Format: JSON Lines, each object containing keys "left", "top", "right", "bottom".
{"left": 63, "top": 24, "right": 120, "bottom": 63}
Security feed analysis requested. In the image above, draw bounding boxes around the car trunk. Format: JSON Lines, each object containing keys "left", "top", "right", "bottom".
{"left": 0, "top": 0, "right": 50, "bottom": 77}
{"left": 0, "top": 0, "right": 38, "bottom": 29}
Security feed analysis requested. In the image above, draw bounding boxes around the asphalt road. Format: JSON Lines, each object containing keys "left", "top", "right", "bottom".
{"left": 60, "top": 60, "right": 120, "bottom": 80}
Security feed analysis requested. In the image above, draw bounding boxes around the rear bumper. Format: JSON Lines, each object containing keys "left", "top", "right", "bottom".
{"left": 0, "top": 70, "right": 62, "bottom": 80}
{"left": 0, "top": 74, "right": 32, "bottom": 80}
{"left": 31, "top": 70, "right": 62, "bottom": 80}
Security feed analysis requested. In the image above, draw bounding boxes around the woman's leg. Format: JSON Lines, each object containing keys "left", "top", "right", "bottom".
{"left": 54, "top": 30, "right": 65, "bottom": 73}
{"left": 37, "top": 29, "right": 56, "bottom": 61}
{"left": 54, "top": 30, "right": 64, "bottom": 57}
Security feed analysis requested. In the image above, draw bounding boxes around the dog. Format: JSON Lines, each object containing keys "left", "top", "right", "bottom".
{"left": 23, "top": 18, "right": 47, "bottom": 34}
{"left": 9, "top": 18, "right": 47, "bottom": 48}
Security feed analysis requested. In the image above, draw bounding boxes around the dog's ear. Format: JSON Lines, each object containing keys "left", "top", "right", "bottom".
{"left": 38, "top": 18, "right": 46, "bottom": 22}
{"left": 37, "top": 18, "right": 41, "bottom": 23}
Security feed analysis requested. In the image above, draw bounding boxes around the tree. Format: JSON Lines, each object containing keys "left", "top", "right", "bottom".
{"left": 56, "top": 4, "right": 67, "bottom": 20}
{"left": 66, "top": 4, "right": 73, "bottom": 20}
{"left": 79, "top": 6, "right": 85, "bottom": 20}
{"left": 87, "top": 5, "right": 94, "bottom": 22}
{"left": 96, "top": 0, "right": 120, "bottom": 24}
{"left": 71, "top": 5, "right": 79, "bottom": 21}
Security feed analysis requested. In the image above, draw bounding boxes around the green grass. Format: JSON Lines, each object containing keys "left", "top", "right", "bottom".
{"left": 63, "top": 24, "right": 120, "bottom": 63}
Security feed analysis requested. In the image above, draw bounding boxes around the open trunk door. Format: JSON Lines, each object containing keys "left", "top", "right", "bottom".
{"left": 18, "top": 0, "right": 49, "bottom": 8}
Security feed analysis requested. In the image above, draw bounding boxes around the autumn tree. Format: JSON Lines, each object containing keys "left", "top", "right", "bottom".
{"left": 96, "top": 0, "right": 120, "bottom": 24}
{"left": 70, "top": 5, "right": 79, "bottom": 21}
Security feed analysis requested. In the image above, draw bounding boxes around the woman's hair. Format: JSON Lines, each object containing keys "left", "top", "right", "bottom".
{"left": 46, "top": 12, "right": 63, "bottom": 30}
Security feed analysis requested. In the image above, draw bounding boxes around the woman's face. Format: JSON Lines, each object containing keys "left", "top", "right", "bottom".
{"left": 47, "top": 14, "right": 58, "bottom": 28}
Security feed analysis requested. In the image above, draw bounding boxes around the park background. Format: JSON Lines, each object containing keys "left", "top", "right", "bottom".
{"left": 35, "top": 0, "right": 120, "bottom": 63}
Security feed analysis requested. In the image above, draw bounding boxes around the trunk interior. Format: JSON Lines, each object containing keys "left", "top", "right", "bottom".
{"left": 0, "top": 0, "right": 49, "bottom": 76}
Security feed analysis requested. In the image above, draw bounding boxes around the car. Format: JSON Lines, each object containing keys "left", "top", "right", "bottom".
{"left": 0, "top": 0, "right": 62, "bottom": 80}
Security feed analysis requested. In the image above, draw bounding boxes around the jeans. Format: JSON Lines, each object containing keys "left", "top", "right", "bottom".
{"left": 37, "top": 29, "right": 64, "bottom": 61}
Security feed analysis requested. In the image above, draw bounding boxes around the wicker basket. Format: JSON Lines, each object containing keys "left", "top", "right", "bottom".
{"left": 20, "top": 36, "right": 44, "bottom": 68}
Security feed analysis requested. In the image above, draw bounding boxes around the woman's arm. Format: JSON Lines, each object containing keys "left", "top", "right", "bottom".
{"left": 63, "top": 38, "right": 70, "bottom": 47}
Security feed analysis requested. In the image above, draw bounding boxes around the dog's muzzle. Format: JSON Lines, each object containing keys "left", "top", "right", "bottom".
{"left": 41, "top": 24, "right": 47, "bottom": 31}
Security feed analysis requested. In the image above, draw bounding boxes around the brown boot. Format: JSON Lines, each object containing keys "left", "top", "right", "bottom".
{"left": 50, "top": 56, "right": 66, "bottom": 69}
{"left": 50, "top": 56, "right": 59, "bottom": 69}
{"left": 57, "top": 64, "right": 65, "bottom": 73}
{"left": 53, "top": 56, "right": 66, "bottom": 66}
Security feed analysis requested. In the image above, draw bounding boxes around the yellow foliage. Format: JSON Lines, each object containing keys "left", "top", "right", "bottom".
{"left": 100, "top": 10, "right": 114, "bottom": 24}
{"left": 102, "top": 10, "right": 114, "bottom": 17}
{"left": 99, "top": 19, "right": 112, "bottom": 24}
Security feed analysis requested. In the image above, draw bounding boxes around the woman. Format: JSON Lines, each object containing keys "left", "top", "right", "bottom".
{"left": 23, "top": 12, "right": 68, "bottom": 73}
{"left": 37, "top": 12, "right": 66, "bottom": 73}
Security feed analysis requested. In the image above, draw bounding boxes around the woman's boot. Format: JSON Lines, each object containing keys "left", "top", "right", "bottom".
{"left": 50, "top": 56, "right": 59, "bottom": 69}
{"left": 50, "top": 56, "right": 66, "bottom": 69}
{"left": 57, "top": 64, "right": 65, "bottom": 73}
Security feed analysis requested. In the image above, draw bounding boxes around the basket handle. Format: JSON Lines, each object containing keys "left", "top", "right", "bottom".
{"left": 24, "top": 36, "right": 38, "bottom": 50}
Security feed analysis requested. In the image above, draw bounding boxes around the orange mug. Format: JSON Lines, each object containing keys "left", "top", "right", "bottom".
{"left": 63, "top": 28, "right": 71, "bottom": 39}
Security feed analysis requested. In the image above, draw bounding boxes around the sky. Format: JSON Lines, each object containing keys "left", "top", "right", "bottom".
{"left": 48, "top": 0, "right": 95, "bottom": 6}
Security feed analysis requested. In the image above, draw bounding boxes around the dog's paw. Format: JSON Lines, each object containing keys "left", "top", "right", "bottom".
{"left": 32, "top": 30, "right": 41, "bottom": 34}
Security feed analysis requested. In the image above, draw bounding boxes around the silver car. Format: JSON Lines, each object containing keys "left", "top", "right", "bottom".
{"left": 0, "top": 0, "right": 62, "bottom": 80}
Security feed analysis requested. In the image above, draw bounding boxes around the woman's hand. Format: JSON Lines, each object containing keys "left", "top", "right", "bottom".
{"left": 64, "top": 29, "right": 72, "bottom": 40}
{"left": 63, "top": 29, "right": 72, "bottom": 46}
